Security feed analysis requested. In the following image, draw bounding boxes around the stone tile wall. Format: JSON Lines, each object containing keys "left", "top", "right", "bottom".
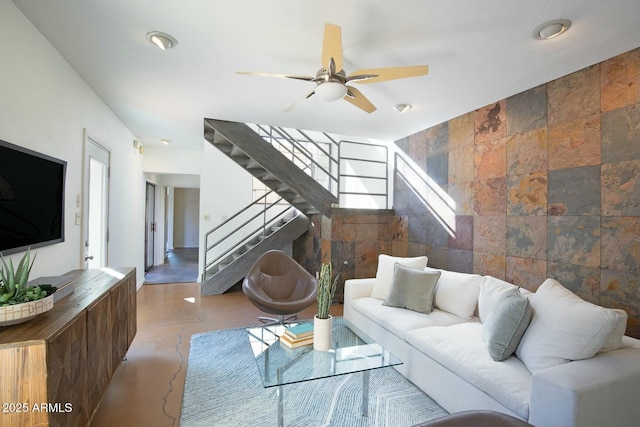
{"left": 393, "top": 47, "right": 640, "bottom": 338}
{"left": 294, "top": 210, "right": 393, "bottom": 303}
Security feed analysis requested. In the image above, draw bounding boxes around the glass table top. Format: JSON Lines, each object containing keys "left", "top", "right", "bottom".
{"left": 246, "top": 317, "right": 402, "bottom": 388}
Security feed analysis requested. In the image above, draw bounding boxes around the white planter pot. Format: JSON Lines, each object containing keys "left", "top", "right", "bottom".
{"left": 313, "top": 314, "right": 332, "bottom": 351}
{"left": 0, "top": 294, "right": 54, "bottom": 326}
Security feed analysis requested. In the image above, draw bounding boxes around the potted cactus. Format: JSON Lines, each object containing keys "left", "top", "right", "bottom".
{"left": 0, "top": 248, "right": 57, "bottom": 326}
{"left": 314, "top": 262, "right": 338, "bottom": 351}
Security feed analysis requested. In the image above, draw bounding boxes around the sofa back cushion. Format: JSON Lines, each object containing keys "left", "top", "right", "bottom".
{"left": 516, "top": 278, "right": 628, "bottom": 373}
{"left": 371, "top": 255, "right": 428, "bottom": 300}
{"left": 426, "top": 267, "right": 482, "bottom": 320}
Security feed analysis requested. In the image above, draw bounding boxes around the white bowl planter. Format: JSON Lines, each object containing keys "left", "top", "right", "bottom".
{"left": 0, "top": 295, "right": 54, "bottom": 327}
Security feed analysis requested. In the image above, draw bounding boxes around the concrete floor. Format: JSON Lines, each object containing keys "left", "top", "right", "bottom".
{"left": 88, "top": 282, "right": 343, "bottom": 427}
{"left": 144, "top": 248, "right": 199, "bottom": 284}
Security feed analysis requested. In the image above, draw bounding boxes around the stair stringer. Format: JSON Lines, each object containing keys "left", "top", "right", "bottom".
{"left": 204, "top": 118, "right": 337, "bottom": 217}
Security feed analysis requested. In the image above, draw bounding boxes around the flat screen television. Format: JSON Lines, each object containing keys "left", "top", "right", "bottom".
{"left": 0, "top": 139, "right": 67, "bottom": 255}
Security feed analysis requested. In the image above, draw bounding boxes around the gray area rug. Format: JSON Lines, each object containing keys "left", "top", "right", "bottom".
{"left": 180, "top": 322, "right": 448, "bottom": 427}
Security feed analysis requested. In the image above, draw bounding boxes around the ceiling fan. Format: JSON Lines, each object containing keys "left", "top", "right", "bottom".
{"left": 238, "top": 23, "right": 429, "bottom": 113}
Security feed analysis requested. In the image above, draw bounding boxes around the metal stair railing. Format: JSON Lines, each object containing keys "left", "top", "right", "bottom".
{"left": 249, "top": 123, "right": 391, "bottom": 210}
{"left": 202, "top": 189, "right": 298, "bottom": 282}
{"left": 250, "top": 124, "right": 339, "bottom": 196}
{"left": 339, "top": 140, "right": 389, "bottom": 209}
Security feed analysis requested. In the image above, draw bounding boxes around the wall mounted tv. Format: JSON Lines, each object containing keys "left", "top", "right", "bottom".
{"left": 0, "top": 139, "right": 67, "bottom": 255}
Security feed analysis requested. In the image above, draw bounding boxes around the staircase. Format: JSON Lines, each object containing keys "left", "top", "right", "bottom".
{"left": 200, "top": 119, "right": 389, "bottom": 295}
{"left": 204, "top": 119, "right": 338, "bottom": 217}
{"left": 200, "top": 209, "right": 309, "bottom": 295}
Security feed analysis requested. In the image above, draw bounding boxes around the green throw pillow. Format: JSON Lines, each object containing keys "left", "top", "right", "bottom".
{"left": 482, "top": 287, "right": 532, "bottom": 361}
{"left": 383, "top": 263, "right": 441, "bottom": 315}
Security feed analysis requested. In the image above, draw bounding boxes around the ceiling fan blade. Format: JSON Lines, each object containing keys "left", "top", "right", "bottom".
{"left": 237, "top": 71, "right": 315, "bottom": 82}
{"left": 348, "top": 65, "right": 429, "bottom": 84}
{"left": 284, "top": 90, "right": 316, "bottom": 112}
{"left": 343, "top": 86, "right": 376, "bottom": 113}
{"left": 321, "top": 23, "right": 343, "bottom": 72}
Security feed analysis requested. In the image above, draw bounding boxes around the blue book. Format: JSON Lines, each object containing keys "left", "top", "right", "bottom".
{"left": 285, "top": 323, "right": 314, "bottom": 339}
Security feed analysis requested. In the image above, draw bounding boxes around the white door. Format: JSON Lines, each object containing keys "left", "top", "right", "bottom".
{"left": 82, "top": 134, "right": 110, "bottom": 268}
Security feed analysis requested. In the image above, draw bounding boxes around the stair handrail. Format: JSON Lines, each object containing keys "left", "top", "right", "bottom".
{"left": 252, "top": 124, "right": 316, "bottom": 178}
{"left": 252, "top": 124, "right": 339, "bottom": 195}
{"left": 254, "top": 125, "right": 323, "bottom": 175}
{"left": 295, "top": 128, "right": 339, "bottom": 163}
{"left": 338, "top": 140, "right": 389, "bottom": 209}
{"left": 204, "top": 189, "right": 275, "bottom": 242}
{"left": 274, "top": 126, "right": 338, "bottom": 170}
{"left": 275, "top": 126, "right": 339, "bottom": 193}
{"left": 205, "top": 204, "right": 293, "bottom": 268}
{"left": 202, "top": 190, "right": 294, "bottom": 280}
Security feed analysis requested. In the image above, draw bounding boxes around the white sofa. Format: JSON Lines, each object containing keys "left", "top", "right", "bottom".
{"left": 343, "top": 255, "right": 640, "bottom": 427}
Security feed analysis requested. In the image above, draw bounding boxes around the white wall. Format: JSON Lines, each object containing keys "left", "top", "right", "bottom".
{"left": 173, "top": 188, "right": 199, "bottom": 248}
{"left": 0, "top": 1, "right": 388, "bottom": 288}
{"left": 0, "top": 1, "right": 145, "bottom": 283}
{"left": 143, "top": 142, "right": 254, "bottom": 278}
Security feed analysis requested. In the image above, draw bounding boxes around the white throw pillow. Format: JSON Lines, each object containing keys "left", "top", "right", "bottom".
{"left": 478, "top": 276, "right": 519, "bottom": 323}
{"left": 370, "top": 255, "right": 428, "bottom": 300}
{"left": 516, "top": 278, "right": 628, "bottom": 373}
{"left": 427, "top": 267, "right": 482, "bottom": 320}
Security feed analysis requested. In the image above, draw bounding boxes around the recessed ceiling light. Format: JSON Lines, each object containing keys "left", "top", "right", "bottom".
{"left": 146, "top": 31, "right": 178, "bottom": 50}
{"left": 393, "top": 104, "right": 412, "bottom": 113}
{"left": 532, "top": 19, "right": 572, "bottom": 40}
{"left": 160, "top": 139, "right": 172, "bottom": 145}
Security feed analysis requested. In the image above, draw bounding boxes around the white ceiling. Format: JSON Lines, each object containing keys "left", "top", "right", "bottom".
{"left": 11, "top": 0, "right": 640, "bottom": 150}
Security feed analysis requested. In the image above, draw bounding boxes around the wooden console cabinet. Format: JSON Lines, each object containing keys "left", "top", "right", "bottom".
{"left": 0, "top": 268, "right": 136, "bottom": 427}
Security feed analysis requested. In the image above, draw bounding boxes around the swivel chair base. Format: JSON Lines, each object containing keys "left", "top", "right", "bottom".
{"left": 258, "top": 314, "right": 298, "bottom": 327}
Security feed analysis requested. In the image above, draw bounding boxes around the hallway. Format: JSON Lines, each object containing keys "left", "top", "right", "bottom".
{"left": 144, "top": 248, "right": 199, "bottom": 284}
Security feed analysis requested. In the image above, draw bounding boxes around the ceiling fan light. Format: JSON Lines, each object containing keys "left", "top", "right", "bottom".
{"left": 316, "top": 81, "right": 348, "bottom": 102}
{"left": 146, "top": 31, "right": 178, "bottom": 50}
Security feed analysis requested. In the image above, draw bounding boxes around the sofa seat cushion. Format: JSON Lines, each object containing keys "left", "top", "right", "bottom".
{"left": 406, "top": 323, "right": 531, "bottom": 419}
{"left": 351, "top": 297, "right": 466, "bottom": 338}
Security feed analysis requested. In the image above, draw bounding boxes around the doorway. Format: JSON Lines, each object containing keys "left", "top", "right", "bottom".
{"left": 82, "top": 132, "right": 110, "bottom": 269}
{"left": 144, "top": 185, "right": 200, "bottom": 284}
{"left": 145, "top": 182, "right": 156, "bottom": 273}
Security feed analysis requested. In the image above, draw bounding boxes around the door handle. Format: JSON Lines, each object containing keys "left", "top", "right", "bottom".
{"left": 84, "top": 255, "right": 94, "bottom": 261}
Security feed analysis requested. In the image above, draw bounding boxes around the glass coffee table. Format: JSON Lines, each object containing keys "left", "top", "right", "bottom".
{"left": 246, "top": 317, "right": 402, "bottom": 427}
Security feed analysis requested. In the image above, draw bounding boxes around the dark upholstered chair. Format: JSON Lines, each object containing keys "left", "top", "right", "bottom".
{"left": 413, "top": 410, "right": 533, "bottom": 427}
{"left": 242, "top": 250, "right": 318, "bottom": 325}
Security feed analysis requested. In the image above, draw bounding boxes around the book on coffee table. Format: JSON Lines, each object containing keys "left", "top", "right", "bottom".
{"left": 284, "top": 323, "right": 314, "bottom": 340}
{"left": 280, "top": 333, "right": 314, "bottom": 349}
